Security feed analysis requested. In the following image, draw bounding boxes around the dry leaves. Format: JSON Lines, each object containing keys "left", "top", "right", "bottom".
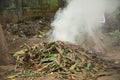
{"left": 13, "top": 41, "right": 106, "bottom": 80}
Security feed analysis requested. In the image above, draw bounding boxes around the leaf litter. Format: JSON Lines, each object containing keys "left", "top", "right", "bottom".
{"left": 11, "top": 41, "right": 108, "bottom": 80}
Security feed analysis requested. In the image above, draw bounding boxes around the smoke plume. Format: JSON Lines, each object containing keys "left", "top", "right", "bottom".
{"left": 49, "top": 0, "right": 119, "bottom": 50}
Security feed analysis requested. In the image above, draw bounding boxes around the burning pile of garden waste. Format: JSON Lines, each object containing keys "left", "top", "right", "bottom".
{"left": 9, "top": 41, "right": 109, "bottom": 80}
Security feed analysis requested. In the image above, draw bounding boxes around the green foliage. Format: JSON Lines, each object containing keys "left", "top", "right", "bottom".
{"left": 111, "top": 29, "right": 120, "bottom": 45}
{"left": 48, "top": 0, "right": 58, "bottom": 8}
{"left": 113, "top": 30, "right": 120, "bottom": 35}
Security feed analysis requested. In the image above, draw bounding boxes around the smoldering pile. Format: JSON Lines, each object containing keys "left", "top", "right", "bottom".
{"left": 13, "top": 41, "right": 107, "bottom": 80}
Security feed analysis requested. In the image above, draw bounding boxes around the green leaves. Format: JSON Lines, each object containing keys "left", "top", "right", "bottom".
{"left": 13, "top": 41, "right": 105, "bottom": 80}
{"left": 86, "top": 62, "right": 92, "bottom": 70}
{"left": 41, "top": 54, "right": 58, "bottom": 63}
{"left": 48, "top": 0, "right": 58, "bottom": 8}
{"left": 111, "top": 29, "right": 120, "bottom": 45}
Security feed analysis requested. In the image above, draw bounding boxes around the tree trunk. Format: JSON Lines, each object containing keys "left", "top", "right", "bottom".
{"left": 0, "top": 25, "right": 11, "bottom": 65}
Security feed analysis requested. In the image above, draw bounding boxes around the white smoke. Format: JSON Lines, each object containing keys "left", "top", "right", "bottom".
{"left": 49, "top": 0, "right": 119, "bottom": 49}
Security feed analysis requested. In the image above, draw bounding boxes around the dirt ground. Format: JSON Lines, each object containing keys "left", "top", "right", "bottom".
{"left": 0, "top": 35, "right": 119, "bottom": 80}
{"left": 0, "top": 19, "right": 120, "bottom": 80}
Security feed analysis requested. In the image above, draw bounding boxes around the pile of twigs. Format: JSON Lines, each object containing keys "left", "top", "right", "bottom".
{"left": 13, "top": 41, "right": 106, "bottom": 80}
